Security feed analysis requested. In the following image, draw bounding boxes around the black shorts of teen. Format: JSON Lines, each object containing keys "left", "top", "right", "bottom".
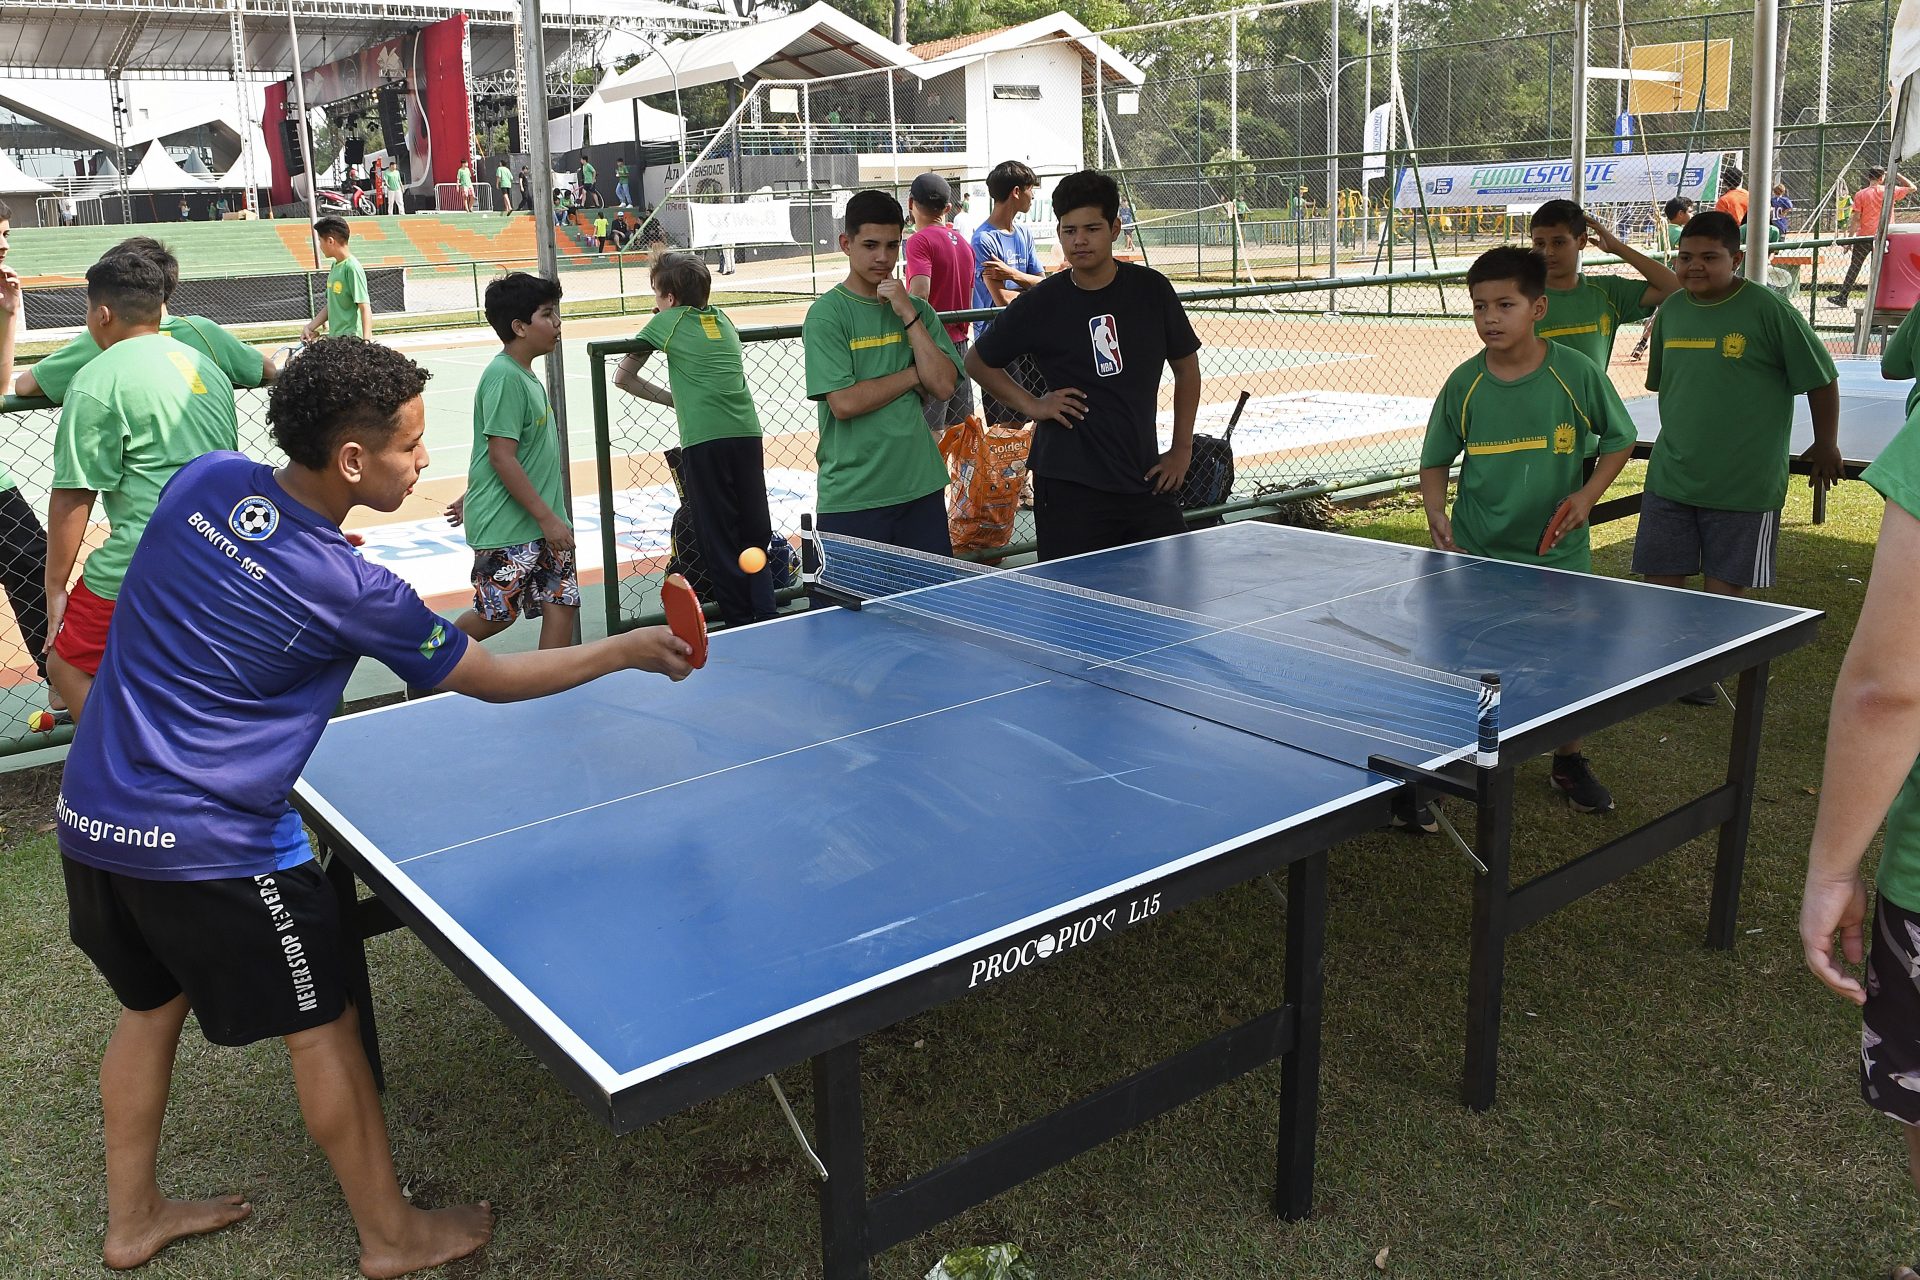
{"left": 678, "top": 436, "right": 779, "bottom": 627}
{"left": 1629, "top": 490, "right": 1781, "bottom": 590}
{"left": 64, "top": 856, "right": 348, "bottom": 1045}
{"left": 817, "top": 491, "right": 952, "bottom": 558}
{"left": 980, "top": 354, "right": 1046, "bottom": 427}
{"left": 921, "top": 338, "right": 978, "bottom": 435}
{"left": 1032, "top": 475, "right": 1187, "bottom": 562}
{"left": 1860, "top": 894, "right": 1920, "bottom": 1125}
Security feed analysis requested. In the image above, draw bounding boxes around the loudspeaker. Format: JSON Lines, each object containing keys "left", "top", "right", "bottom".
{"left": 507, "top": 116, "right": 522, "bottom": 155}
{"left": 344, "top": 135, "right": 365, "bottom": 166}
{"left": 378, "top": 86, "right": 405, "bottom": 149}
{"left": 280, "top": 118, "right": 305, "bottom": 176}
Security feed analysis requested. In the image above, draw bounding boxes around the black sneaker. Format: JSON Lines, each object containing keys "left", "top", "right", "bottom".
{"left": 1550, "top": 753, "right": 1614, "bottom": 813}
{"left": 1388, "top": 791, "right": 1439, "bottom": 834}
{"left": 1678, "top": 684, "right": 1720, "bottom": 706}
{"left": 1827, "top": 294, "right": 1851, "bottom": 309}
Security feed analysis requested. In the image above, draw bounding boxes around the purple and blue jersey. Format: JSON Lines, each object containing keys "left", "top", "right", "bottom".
{"left": 59, "top": 452, "right": 469, "bottom": 880}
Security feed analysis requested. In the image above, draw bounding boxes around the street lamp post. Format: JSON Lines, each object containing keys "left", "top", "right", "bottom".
{"left": 1283, "top": 53, "right": 1366, "bottom": 278}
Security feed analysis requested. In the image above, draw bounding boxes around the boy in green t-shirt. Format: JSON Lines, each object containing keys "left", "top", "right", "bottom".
{"left": 497, "top": 161, "right": 514, "bottom": 215}
{"left": 1530, "top": 199, "right": 1678, "bottom": 376}
{"left": 1801, "top": 400, "right": 1920, "bottom": 1261}
{"left": 445, "top": 272, "right": 577, "bottom": 650}
{"left": 17, "top": 236, "right": 277, "bottom": 402}
{"left": 381, "top": 162, "right": 403, "bottom": 215}
{"left": 579, "top": 157, "right": 597, "bottom": 207}
{"left": 1420, "top": 246, "right": 1636, "bottom": 813}
{"left": 614, "top": 252, "right": 778, "bottom": 626}
{"left": 1634, "top": 211, "right": 1841, "bottom": 637}
{"left": 47, "top": 252, "right": 240, "bottom": 720}
{"left": 456, "top": 160, "right": 475, "bottom": 213}
{"left": 802, "top": 189, "right": 962, "bottom": 555}
{"left": 302, "top": 218, "right": 371, "bottom": 342}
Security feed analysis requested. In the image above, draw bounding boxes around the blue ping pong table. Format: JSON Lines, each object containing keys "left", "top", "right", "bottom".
{"left": 1599, "top": 355, "right": 1911, "bottom": 525}
{"left": 294, "top": 520, "right": 1820, "bottom": 1278}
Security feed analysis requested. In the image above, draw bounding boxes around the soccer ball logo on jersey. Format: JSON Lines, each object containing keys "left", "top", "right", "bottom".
{"left": 1088, "top": 314, "right": 1123, "bottom": 377}
{"left": 229, "top": 496, "right": 279, "bottom": 541}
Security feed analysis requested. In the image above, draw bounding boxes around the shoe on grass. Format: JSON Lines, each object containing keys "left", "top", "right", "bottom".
{"left": 1678, "top": 684, "right": 1719, "bottom": 706}
{"left": 1387, "top": 790, "right": 1439, "bottom": 834}
{"left": 1550, "top": 753, "right": 1614, "bottom": 813}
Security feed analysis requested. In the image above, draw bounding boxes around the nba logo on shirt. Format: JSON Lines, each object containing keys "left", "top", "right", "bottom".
{"left": 1089, "top": 314, "right": 1123, "bottom": 377}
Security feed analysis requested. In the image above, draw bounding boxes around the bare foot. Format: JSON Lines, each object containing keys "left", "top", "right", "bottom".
{"left": 358, "top": 1202, "right": 494, "bottom": 1279}
{"left": 103, "top": 1194, "right": 251, "bottom": 1269}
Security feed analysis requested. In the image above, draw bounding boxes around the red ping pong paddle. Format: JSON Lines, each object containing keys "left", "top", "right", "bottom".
{"left": 1538, "top": 497, "right": 1576, "bottom": 556}
{"left": 661, "top": 572, "right": 708, "bottom": 669}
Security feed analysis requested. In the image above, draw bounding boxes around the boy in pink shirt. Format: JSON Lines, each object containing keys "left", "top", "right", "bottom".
{"left": 904, "top": 171, "right": 976, "bottom": 433}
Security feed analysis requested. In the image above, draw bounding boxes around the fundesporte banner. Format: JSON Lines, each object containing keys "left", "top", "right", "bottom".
{"left": 1392, "top": 152, "right": 1722, "bottom": 209}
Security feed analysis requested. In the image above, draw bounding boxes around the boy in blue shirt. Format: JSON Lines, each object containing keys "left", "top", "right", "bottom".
{"left": 971, "top": 160, "right": 1047, "bottom": 427}
{"left": 57, "top": 337, "right": 691, "bottom": 1276}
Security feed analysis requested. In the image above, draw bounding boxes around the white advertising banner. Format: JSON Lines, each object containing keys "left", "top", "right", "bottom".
{"left": 1360, "top": 101, "right": 1393, "bottom": 186}
{"left": 687, "top": 200, "right": 796, "bottom": 247}
{"left": 1391, "top": 152, "right": 1721, "bottom": 209}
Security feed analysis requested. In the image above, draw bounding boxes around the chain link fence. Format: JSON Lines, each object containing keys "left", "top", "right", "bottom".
{"left": 0, "top": 386, "right": 283, "bottom": 756}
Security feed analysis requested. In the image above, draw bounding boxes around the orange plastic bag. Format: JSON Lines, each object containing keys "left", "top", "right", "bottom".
{"left": 938, "top": 414, "right": 1032, "bottom": 558}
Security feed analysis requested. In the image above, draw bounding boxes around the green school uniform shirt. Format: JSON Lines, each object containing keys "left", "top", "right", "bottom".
{"left": 462, "top": 352, "right": 564, "bottom": 550}
{"left": 1883, "top": 306, "right": 1920, "bottom": 419}
{"left": 496, "top": 164, "right": 511, "bottom": 192}
{"left": 1864, "top": 418, "right": 1920, "bottom": 910}
{"left": 30, "top": 314, "right": 266, "bottom": 406}
{"left": 1538, "top": 273, "right": 1654, "bottom": 370}
{"left": 581, "top": 161, "right": 596, "bottom": 186}
{"left": 325, "top": 255, "right": 369, "bottom": 337}
{"left": 802, "top": 286, "right": 958, "bottom": 514}
{"left": 383, "top": 168, "right": 400, "bottom": 192}
{"left": 53, "top": 332, "right": 240, "bottom": 599}
{"left": 1644, "top": 280, "right": 1838, "bottom": 512}
{"left": 1420, "top": 343, "right": 1635, "bottom": 570}
{"left": 636, "top": 305, "right": 762, "bottom": 448}
{"left": 456, "top": 164, "right": 472, "bottom": 190}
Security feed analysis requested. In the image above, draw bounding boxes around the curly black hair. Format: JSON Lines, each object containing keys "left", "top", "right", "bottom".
{"left": 269, "top": 338, "right": 430, "bottom": 470}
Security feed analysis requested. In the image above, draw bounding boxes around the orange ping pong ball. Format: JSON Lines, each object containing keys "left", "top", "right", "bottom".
{"left": 739, "top": 546, "right": 768, "bottom": 574}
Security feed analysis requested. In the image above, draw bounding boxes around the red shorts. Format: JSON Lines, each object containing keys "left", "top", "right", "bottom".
{"left": 53, "top": 578, "right": 114, "bottom": 676}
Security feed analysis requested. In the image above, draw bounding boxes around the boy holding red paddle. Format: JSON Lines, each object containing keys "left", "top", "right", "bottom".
{"left": 54, "top": 338, "right": 690, "bottom": 1277}
{"left": 1419, "top": 246, "right": 1636, "bottom": 813}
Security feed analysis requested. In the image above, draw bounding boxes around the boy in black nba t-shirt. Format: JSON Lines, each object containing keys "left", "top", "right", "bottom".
{"left": 967, "top": 168, "right": 1202, "bottom": 560}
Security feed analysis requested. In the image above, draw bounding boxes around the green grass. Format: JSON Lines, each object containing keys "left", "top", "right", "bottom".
{"left": 0, "top": 466, "right": 1909, "bottom": 1279}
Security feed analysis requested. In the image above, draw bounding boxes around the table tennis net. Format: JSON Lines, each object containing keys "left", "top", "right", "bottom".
{"left": 812, "top": 532, "right": 1498, "bottom": 768}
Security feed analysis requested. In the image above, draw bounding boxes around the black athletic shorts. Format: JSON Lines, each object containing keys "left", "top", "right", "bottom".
{"left": 64, "top": 855, "right": 349, "bottom": 1046}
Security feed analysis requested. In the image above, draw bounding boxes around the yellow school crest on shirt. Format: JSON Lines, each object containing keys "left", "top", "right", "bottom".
{"left": 331, "top": 280, "right": 343, "bottom": 294}
{"left": 1553, "top": 422, "right": 1576, "bottom": 454}
{"left": 1722, "top": 332, "right": 1747, "bottom": 359}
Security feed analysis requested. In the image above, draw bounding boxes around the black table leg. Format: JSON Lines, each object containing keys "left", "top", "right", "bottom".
{"left": 1275, "top": 850, "right": 1328, "bottom": 1220}
{"left": 815, "top": 1041, "right": 871, "bottom": 1280}
{"left": 1463, "top": 767, "right": 1515, "bottom": 1111}
{"left": 321, "top": 842, "right": 385, "bottom": 1091}
{"left": 1708, "top": 662, "right": 1770, "bottom": 950}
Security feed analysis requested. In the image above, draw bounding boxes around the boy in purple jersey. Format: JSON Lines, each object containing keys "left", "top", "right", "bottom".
{"left": 56, "top": 338, "right": 692, "bottom": 1277}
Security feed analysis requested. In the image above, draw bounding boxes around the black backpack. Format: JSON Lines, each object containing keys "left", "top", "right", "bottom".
{"left": 1177, "top": 391, "right": 1249, "bottom": 526}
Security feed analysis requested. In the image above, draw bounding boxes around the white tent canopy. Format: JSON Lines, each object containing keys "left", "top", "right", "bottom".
{"left": 209, "top": 162, "right": 257, "bottom": 191}
{"left": 0, "top": 150, "right": 56, "bottom": 194}
{"left": 122, "top": 142, "right": 215, "bottom": 192}
{"left": 600, "top": 2, "right": 916, "bottom": 103}
{"left": 549, "top": 77, "right": 684, "bottom": 153}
